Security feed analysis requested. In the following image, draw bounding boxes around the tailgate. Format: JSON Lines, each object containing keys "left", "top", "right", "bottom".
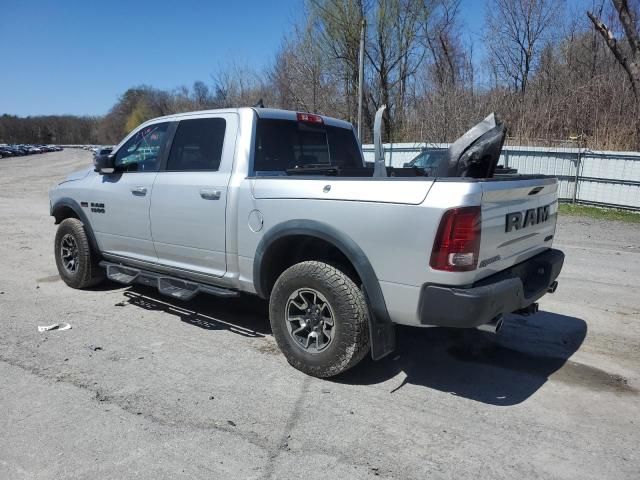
{"left": 478, "top": 177, "right": 558, "bottom": 277}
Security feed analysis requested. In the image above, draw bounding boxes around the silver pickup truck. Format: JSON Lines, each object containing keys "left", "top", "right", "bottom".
{"left": 49, "top": 107, "right": 564, "bottom": 377}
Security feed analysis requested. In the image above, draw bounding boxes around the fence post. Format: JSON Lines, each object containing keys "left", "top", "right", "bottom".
{"left": 572, "top": 148, "right": 582, "bottom": 204}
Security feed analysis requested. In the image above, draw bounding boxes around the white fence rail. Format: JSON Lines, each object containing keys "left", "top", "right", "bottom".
{"left": 362, "top": 143, "right": 640, "bottom": 210}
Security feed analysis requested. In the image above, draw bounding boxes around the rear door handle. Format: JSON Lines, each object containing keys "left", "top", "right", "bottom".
{"left": 131, "top": 186, "right": 147, "bottom": 196}
{"left": 200, "top": 189, "right": 221, "bottom": 200}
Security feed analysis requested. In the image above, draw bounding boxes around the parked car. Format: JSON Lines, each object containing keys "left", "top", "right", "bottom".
{"left": 403, "top": 149, "right": 448, "bottom": 176}
{"left": 49, "top": 108, "right": 563, "bottom": 377}
{"left": 11, "top": 146, "right": 28, "bottom": 155}
{"left": 404, "top": 149, "right": 519, "bottom": 176}
{"left": 0, "top": 144, "right": 64, "bottom": 155}
{"left": 8, "top": 146, "right": 26, "bottom": 156}
{"left": 93, "top": 147, "right": 113, "bottom": 165}
{"left": 494, "top": 165, "right": 518, "bottom": 174}
{"left": 15, "top": 145, "right": 34, "bottom": 154}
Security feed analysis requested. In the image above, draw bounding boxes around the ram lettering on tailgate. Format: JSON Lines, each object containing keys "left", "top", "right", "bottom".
{"left": 505, "top": 204, "right": 550, "bottom": 232}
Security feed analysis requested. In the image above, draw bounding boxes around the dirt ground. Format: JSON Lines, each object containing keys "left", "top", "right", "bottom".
{"left": 1, "top": 150, "right": 638, "bottom": 479}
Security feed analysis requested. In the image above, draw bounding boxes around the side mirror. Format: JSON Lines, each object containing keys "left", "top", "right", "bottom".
{"left": 94, "top": 153, "right": 115, "bottom": 174}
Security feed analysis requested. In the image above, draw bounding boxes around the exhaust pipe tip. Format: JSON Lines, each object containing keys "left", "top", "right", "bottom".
{"left": 513, "top": 302, "right": 539, "bottom": 316}
{"left": 548, "top": 281, "right": 558, "bottom": 293}
{"left": 477, "top": 315, "right": 504, "bottom": 334}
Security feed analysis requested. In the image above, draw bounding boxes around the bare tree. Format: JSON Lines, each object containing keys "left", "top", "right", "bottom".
{"left": 485, "top": 0, "right": 564, "bottom": 94}
{"left": 412, "top": 0, "right": 476, "bottom": 142}
{"left": 422, "top": 0, "right": 465, "bottom": 90}
{"left": 307, "top": 0, "right": 366, "bottom": 123}
{"left": 211, "top": 62, "right": 271, "bottom": 108}
{"left": 192, "top": 81, "right": 213, "bottom": 107}
{"left": 270, "top": 21, "right": 342, "bottom": 114}
{"left": 588, "top": 0, "right": 640, "bottom": 100}
{"left": 366, "top": 0, "right": 424, "bottom": 139}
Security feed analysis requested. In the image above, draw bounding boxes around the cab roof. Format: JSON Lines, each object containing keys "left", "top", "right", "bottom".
{"left": 143, "top": 107, "right": 354, "bottom": 130}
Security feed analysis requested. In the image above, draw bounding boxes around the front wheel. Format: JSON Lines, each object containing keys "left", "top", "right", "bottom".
{"left": 269, "top": 261, "right": 370, "bottom": 378}
{"left": 54, "top": 218, "right": 105, "bottom": 289}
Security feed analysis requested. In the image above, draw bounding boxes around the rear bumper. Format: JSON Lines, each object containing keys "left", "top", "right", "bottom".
{"left": 418, "top": 248, "right": 564, "bottom": 328}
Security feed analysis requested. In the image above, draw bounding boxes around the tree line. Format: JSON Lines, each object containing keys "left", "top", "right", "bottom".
{"left": 3, "top": 0, "right": 640, "bottom": 150}
{"left": 0, "top": 114, "right": 100, "bottom": 145}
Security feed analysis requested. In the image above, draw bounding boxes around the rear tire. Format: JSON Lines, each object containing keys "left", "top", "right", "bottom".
{"left": 54, "top": 218, "right": 105, "bottom": 289}
{"left": 269, "top": 261, "right": 370, "bottom": 378}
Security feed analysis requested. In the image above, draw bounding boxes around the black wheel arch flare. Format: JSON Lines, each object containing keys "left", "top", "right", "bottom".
{"left": 51, "top": 197, "right": 101, "bottom": 257}
{"left": 253, "top": 219, "right": 396, "bottom": 360}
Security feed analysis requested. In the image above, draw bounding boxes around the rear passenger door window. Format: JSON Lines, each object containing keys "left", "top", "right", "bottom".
{"left": 166, "top": 118, "right": 226, "bottom": 171}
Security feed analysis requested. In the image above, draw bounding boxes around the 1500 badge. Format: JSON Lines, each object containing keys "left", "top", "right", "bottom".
{"left": 90, "top": 202, "right": 105, "bottom": 214}
{"left": 505, "top": 204, "right": 550, "bottom": 232}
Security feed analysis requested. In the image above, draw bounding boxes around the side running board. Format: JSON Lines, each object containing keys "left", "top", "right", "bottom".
{"left": 100, "top": 261, "right": 239, "bottom": 301}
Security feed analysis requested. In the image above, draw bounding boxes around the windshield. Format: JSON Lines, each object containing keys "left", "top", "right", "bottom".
{"left": 252, "top": 118, "right": 363, "bottom": 175}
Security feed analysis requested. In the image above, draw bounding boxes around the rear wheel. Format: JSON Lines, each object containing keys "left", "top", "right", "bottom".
{"left": 269, "top": 261, "right": 370, "bottom": 377}
{"left": 54, "top": 218, "right": 105, "bottom": 289}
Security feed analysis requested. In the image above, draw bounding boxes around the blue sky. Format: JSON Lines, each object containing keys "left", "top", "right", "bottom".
{"left": 0, "top": 0, "right": 301, "bottom": 116}
{"left": 0, "top": 0, "right": 587, "bottom": 117}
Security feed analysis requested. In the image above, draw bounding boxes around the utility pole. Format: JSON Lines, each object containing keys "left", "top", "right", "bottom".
{"left": 357, "top": 17, "right": 366, "bottom": 143}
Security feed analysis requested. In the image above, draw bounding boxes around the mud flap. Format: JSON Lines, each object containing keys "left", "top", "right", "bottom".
{"left": 363, "top": 287, "right": 396, "bottom": 361}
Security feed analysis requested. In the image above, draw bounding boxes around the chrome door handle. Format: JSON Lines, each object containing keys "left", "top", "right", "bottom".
{"left": 131, "top": 186, "right": 147, "bottom": 196}
{"left": 200, "top": 189, "right": 221, "bottom": 200}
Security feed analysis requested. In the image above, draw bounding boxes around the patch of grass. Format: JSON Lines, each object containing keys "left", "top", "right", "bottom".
{"left": 558, "top": 203, "right": 640, "bottom": 223}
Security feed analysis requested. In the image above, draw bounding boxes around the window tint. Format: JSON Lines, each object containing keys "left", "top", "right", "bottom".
{"left": 327, "top": 125, "right": 363, "bottom": 168}
{"left": 115, "top": 122, "right": 169, "bottom": 172}
{"left": 167, "top": 118, "right": 226, "bottom": 171}
{"left": 253, "top": 119, "right": 362, "bottom": 175}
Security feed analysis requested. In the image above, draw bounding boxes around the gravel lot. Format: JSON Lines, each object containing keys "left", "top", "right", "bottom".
{"left": 1, "top": 150, "right": 639, "bottom": 479}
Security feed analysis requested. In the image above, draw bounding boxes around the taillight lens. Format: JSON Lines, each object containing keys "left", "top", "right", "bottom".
{"left": 430, "top": 206, "right": 481, "bottom": 272}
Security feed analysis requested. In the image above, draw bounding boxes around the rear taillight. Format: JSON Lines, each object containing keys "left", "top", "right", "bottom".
{"left": 430, "top": 206, "right": 481, "bottom": 272}
{"left": 297, "top": 112, "right": 324, "bottom": 124}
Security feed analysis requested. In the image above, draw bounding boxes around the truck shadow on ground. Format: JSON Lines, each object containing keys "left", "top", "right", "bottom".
{"left": 336, "top": 311, "right": 591, "bottom": 406}
{"left": 118, "top": 286, "right": 594, "bottom": 406}
{"left": 121, "top": 285, "right": 270, "bottom": 338}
